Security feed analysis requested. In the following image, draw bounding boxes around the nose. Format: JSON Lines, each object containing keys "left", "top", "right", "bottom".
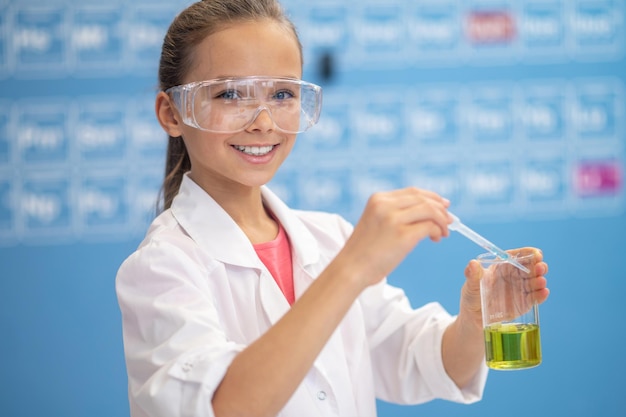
{"left": 246, "top": 106, "right": 276, "bottom": 132}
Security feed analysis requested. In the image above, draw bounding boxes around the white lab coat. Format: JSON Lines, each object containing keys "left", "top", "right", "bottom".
{"left": 116, "top": 174, "right": 487, "bottom": 417}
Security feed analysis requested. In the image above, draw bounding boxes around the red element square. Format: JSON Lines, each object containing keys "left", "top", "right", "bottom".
{"left": 466, "top": 11, "right": 516, "bottom": 44}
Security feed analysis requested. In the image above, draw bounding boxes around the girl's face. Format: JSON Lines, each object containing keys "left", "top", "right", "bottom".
{"left": 172, "top": 20, "right": 302, "bottom": 194}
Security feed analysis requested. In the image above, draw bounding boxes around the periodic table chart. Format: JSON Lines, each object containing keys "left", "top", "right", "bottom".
{"left": 0, "top": 0, "right": 624, "bottom": 246}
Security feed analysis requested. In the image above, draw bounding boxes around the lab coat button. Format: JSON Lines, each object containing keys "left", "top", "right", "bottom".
{"left": 317, "top": 391, "right": 327, "bottom": 401}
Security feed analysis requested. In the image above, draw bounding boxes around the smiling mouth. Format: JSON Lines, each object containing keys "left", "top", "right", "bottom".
{"left": 233, "top": 145, "right": 276, "bottom": 156}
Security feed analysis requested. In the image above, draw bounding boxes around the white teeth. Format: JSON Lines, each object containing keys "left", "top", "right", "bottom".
{"left": 234, "top": 145, "right": 275, "bottom": 156}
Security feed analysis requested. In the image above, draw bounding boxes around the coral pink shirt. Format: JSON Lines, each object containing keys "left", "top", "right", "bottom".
{"left": 253, "top": 222, "right": 295, "bottom": 305}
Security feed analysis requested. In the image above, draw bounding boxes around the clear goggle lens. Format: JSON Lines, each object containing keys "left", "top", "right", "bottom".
{"left": 166, "top": 77, "right": 322, "bottom": 134}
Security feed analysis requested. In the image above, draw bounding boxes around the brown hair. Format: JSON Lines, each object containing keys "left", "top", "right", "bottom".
{"left": 157, "top": 0, "right": 303, "bottom": 212}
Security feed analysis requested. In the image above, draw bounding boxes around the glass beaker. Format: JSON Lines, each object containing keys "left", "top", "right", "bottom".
{"left": 478, "top": 251, "right": 541, "bottom": 370}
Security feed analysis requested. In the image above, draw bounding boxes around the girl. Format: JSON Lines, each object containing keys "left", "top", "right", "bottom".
{"left": 116, "top": 1, "right": 550, "bottom": 416}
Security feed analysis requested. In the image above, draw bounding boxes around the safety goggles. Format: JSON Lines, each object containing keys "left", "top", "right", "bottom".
{"left": 166, "top": 76, "right": 323, "bottom": 134}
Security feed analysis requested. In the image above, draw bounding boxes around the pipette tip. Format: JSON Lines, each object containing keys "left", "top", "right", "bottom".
{"left": 503, "top": 255, "right": 530, "bottom": 274}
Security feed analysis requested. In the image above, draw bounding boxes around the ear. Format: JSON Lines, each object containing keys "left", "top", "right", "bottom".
{"left": 155, "top": 91, "right": 184, "bottom": 138}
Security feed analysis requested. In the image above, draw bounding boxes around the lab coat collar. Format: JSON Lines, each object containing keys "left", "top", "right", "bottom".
{"left": 171, "top": 174, "right": 321, "bottom": 269}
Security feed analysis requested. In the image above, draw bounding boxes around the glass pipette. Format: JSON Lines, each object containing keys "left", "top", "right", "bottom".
{"left": 448, "top": 212, "right": 530, "bottom": 273}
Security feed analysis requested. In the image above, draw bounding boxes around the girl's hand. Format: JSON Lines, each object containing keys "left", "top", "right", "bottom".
{"left": 338, "top": 187, "right": 451, "bottom": 289}
{"left": 459, "top": 247, "right": 550, "bottom": 330}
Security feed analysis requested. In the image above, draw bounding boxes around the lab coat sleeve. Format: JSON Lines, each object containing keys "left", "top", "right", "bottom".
{"left": 360, "top": 281, "right": 488, "bottom": 405}
{"left": 116, "top": 234, "right": 242, "bottom": 417}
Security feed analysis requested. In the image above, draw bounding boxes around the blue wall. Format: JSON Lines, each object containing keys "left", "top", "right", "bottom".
{"left": 1, "top": 1, "right": 625, "bottom": 416}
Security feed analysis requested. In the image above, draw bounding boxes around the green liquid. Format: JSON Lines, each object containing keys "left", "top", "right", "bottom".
{"left": 484, "top": 323, "right": 541, "bottom": 370}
